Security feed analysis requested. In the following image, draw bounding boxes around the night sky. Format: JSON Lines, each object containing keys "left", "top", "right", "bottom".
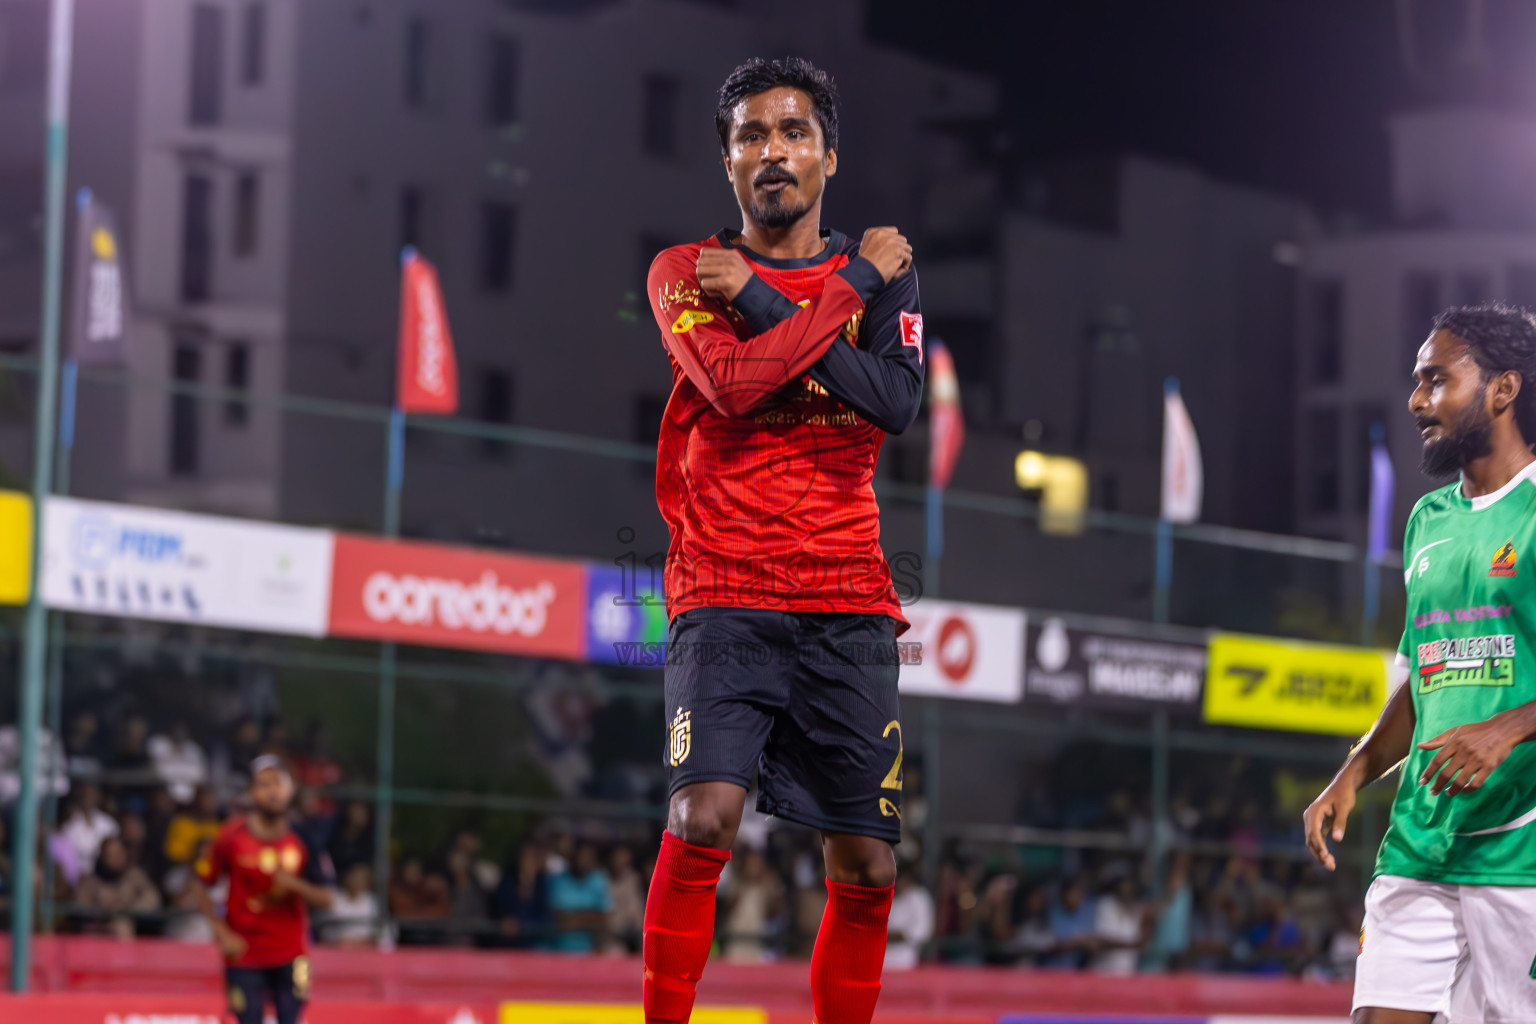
{"left": 870, "top": 0, "right": 1536, "bottom": 217}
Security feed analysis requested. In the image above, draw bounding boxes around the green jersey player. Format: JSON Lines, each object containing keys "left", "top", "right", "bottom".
{"left": 1305, "top": 303, "right": 1536, "bottom": 1024}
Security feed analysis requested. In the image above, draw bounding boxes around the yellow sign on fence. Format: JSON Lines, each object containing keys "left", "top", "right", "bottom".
{"left": 0, "top": 490, "right": 32, "bottom": 605}
{"left": 502, "top": 1007, "right": 764, "bottom": 1024}
{"left": 1204, "top": 632, "right": 1390, "bottom": 736}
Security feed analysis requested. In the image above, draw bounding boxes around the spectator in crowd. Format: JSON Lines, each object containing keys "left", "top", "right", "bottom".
{"left": 163, "top": 787, "right": 222, "bottom": 867}
{"left": 1010, "top": 883, "right": 1056, "bottom": 966}
{"left": 390, "top": 857, "right": 452, "bottom": 945}
{"left": 884, "top": 861, "right": 935, "bottom": 970}
{"left": 979, "top": 874, "right": 1021, "bottom": 966}
{"left": 1044, "top": 876, "right": 1098, "bottom": 969}
{"left": 73, "top": 835, "right": 161, "bottom": 938}
{"left": 147, "top": 720, "right": 209, "bottom": 805}
{"left": 1141, "top": 852, "right": 1193, "bottom": 972}
{"left": 322, "top": 863, "right": 379, "bottom": 949}
{"left": 547, "top": 841, "right": 610, "bottom": 954}
{"left": 289, "top": 720, "right": 343, "bottom": 813}
{"left": 446, "top": 831, "right": 491, "bottom": 946}
{"left": 65, "top": 711, "right": 107, "bottom": 779}
{"left": 605, "top": 844, "right": 645, "bottom": 955}
{"left": 116, "top": 811, "right": 166, "bottom": 888}
{"left": 209, "top": 717, "right": 263, "bottom": 804}
{"left": 1091, "top": 873, "right": 1146, "bottom": 975}
{"left": 495, "top": 842, "right": 552, "bottom": 950}
{"left": 327, "top": 801, "right": 375, "bottom": 878}
{"left": 108, "top": 714, "right": 155, "bottom": 802}
{"left": 162, "top": 839, "right": 219, "bottom": 945}
{"left": 292, "top": 788, "right": 334, "bottom": 869}
{"left": 1244, "top": 889, "right": 1304, "bottom": 976}
{"left": 1326, "top": 900, "right": 1364, "bottom": 981}
{"left": 61, "top": 782, "right": 118, "bottom": 874}
{"left": 719, "top": 846, "right": 784, "bottom": 964}
{"left": 1188, "top": 887, "right": 1237, "bottom": 973}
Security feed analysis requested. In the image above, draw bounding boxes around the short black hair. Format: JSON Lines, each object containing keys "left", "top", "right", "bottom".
{"left": 1433, "top": 302, "right": 1536, "bottom": 443}
{"left": 716, "top": 57, "right": 840, "bottom": 154}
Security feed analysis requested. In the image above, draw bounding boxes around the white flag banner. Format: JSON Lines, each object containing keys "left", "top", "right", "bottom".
{"left": 1161, "top": 381, "right": 1203, "bottom": 524}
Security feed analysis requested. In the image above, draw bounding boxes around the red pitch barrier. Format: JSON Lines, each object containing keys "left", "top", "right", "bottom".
{"left": 0, "top": 937, "right": 1353, "bottom": 1019}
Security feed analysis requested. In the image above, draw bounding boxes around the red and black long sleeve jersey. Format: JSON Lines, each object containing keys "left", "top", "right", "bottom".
{"left": 647, "top": 228, "right": 924, "bottom": 632}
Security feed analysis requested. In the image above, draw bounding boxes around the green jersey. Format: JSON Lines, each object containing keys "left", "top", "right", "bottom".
{"left": 1377, "top": 460, "right": 1536, "bottom": 885}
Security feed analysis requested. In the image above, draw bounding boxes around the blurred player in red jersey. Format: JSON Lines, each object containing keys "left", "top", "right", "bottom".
{"left": 642, "top": 58, "right": 922, "bottom": 1024}
{"left": 193, "top": 756, "right": 334, "bottom": 1024}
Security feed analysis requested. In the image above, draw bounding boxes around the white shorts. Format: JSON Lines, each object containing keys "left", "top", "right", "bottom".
{"left": 1355, "top": 874, "right": 1536, "bottom": 1024}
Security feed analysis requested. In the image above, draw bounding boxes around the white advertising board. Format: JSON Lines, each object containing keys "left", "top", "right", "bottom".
{"left": 898, "top": 598, "right": 1026, "bottom": 703}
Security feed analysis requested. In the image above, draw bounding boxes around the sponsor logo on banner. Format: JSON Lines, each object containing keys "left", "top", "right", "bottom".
{"left": 1204, "top": 633, "right": 1389, "bottom": 736}
{"left": 583, "top": 563, "right": 667, "bottom": 664}
{"left": 0, "top": 490, "right": 32, "bottom": 605}
{"left": 328, "top": 535, "right": 586, "bottom": 659}
{"left": 501, "top": 1006, "right": 763, "bottom": 1024}
{"left": 39, "top": 497, "right": 333, "bottom": 636}
{"left": 1026, "top": 618, "right": 1206, "bottom": 711}
{"left": 897, "top": 599, "right": 1025, "bottom": 703}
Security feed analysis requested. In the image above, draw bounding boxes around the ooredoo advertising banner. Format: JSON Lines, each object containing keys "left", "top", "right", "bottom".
{"left": 897, "top": 598, "right": 1026, "bottom": 703}
{"left": 39, "top": 496, "right": 333, "bottom": 635}
{"left": 328, "top": 534, "right": 586, "bottom": 659}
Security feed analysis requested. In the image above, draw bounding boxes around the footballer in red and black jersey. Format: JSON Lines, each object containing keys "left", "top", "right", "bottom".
{"left": 648, "top": 227, "right": 922, "bottom": 631}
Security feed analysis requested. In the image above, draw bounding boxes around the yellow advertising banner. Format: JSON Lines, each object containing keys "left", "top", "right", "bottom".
{"left": 502, "top": 1007, "right": 764, "bottom": 1024}
{"left": 0, "top": 490, "right": 32, "bottom": 605}
{"left": 1204, "top": 632, "right": 1390, "bottom": 736}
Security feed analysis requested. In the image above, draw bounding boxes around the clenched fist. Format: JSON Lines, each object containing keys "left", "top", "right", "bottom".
{"left": 696, "top": 248, "right": 755, "bottom": 304}
{"left": 859, "top": 227, "right": 913, "bottom": 283}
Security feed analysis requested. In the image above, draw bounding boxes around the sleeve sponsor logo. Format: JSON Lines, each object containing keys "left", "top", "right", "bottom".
{"left": 657, "top": 278, "right": 702, "bottom": 312}
{"left": 899, "top": 310, "right": 924, "bottom": 364}
{"left": 1416, "top": 634, "right": 1516, "bottom": 692}
{"left": 671, "top": 309, "right": 715, "bottom": 333}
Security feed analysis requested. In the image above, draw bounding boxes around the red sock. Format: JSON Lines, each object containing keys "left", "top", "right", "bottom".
{"left": 810, "top": 878, "right": 895, "bottom": 1024}
{"left": 643, "top": 831, "right": 730, "bottom": 1024}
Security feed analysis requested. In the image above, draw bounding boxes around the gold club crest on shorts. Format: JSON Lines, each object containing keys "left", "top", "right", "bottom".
{"left": 669, "top": 708, "right": 692, "bottom": 766}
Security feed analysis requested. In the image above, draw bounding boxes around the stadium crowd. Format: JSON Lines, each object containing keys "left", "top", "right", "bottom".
{"left": 0, "top": 708, "right": 1366, "bottom": 979}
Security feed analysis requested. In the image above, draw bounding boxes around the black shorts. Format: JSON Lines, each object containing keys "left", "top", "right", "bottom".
{"left": 663, "top": 608, "right": 903, "bottom": 843}
{"left": 226, "top": 957, "right": 309, "bottom": 1024}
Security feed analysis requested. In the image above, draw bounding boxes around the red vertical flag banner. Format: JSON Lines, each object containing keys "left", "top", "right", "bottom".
{"left": 928, "top": 339, "right": 964, "bottom": 489}
{"left": 396, "top": 252, "right": 459, "bottom": 414}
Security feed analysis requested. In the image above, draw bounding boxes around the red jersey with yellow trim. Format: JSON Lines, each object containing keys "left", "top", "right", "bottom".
{"left": 647, "top": 229, "right": 924, "bottom": 632}
{"left": 198, "top": 817, "right": 315, "bottom": 968}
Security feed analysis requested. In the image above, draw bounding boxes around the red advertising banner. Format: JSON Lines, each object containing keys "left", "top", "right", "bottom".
{"left": 0, "top": 995, "right": 499, "bottom": 1024}
{"left": 397, "top": 253, "right": 459, "bottom": 415}
{"left": 327, "top": 534, "right": 586, "bottom": 659}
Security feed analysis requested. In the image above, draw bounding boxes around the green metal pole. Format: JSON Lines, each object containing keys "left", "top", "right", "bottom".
{"left": 40, "top": 357, "right": 77, "bottom": 935}
{"left": 13, "top": 0, "right": 75, "bottom": 993}
{"left": 372, "top": 406, "right": 405, "bottom": 941}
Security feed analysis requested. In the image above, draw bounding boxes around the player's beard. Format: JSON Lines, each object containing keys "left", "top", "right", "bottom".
{"left": 750, "top": 189, "right": 811, "bottom": 230}
{"left": 1420, "top": 390, "right": 1494, "bottom": 480}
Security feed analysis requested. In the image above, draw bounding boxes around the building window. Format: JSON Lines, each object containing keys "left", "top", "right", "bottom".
{"left": 171, "top": 342, "right": 202, "bottom": 476}
{"left": 1453, "top": 270, "right": 1491, "bottom": 308}
{"left": 1354, "top": 404, "right": 1387, "bottom": 513}
{"left": 224, "top": 342, "right": 250, "bottom": 427}
{"left": 1508, "top": 264, "right": 1536, "bottom": 309}
{"left": 642, "top": 75, "right": 681, "bottom": 158}
{"left": 633, "top": 395, "right": 666, "bottom": 476}
{"left": 403, "top": 16, "right": 430, "bottom": 107}
{"left": 479, "top": 368, "right": 514, "bottom": 458}
{"left": 189, "top": 4, "right": 225, "bottom": 126}
{"left": 1307, "top": 277, "right": 1343, "bottom": 385}
{"left": 233, "top": 172, "right": 259, "bottom": 257}
{"left": 181, "top": 174, "right": 214, "bottom": 303}
{"left": 1403, "top": 270, "right": 1441, "bottom": 371}
{"left": 240, "top": 2, "right": 266, "bottom": 86}
{"left": 485, "top": 35, "right": 519, "bottom": 127}
{"left": 480, "top": 201, "right": 516, "bottom": 291}
{"left": 400, "top": 185, "right": 425, "bottom": 253}
{"left": 1305, "top": 406, "right": 1341, "bottom": 514}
